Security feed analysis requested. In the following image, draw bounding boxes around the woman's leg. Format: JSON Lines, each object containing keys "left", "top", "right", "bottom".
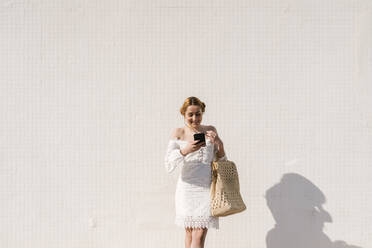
{"left": 200, "top": 228, "right": 208, "bottom": 248}
{"left": 185, "top": 227, "right": 193, "bottom": 248}
{"left": 191, "top": 227, "right": 208, "bottom": 248}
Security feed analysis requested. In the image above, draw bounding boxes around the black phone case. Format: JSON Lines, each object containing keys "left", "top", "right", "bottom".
{"left": 194, "top": 133, "right": 205, "bottom": 144}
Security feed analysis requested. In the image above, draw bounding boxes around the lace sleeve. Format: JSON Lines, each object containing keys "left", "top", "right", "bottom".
{"left": 164, "top": 140, "right": 186, "bottom": 174}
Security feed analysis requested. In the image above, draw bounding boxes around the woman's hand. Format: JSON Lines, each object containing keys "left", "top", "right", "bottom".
{"left": 206, "top": 130, "right": 225, "bottom": 158}
{"left": 205, "top": 130, "right": 222, "bottom": 146}
{"left": 180, "top": 140, "right": 205, "bottom": 156}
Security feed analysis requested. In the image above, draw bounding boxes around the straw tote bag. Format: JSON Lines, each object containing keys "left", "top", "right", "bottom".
{"left": 210, "top": 159, "right": 246, "bottom": 217}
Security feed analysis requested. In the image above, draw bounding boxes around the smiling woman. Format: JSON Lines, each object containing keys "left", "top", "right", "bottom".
{"left": 181, "top": 99, "right": 205, "bottom": 127}
{"left": 164, "top": 96, "right": 228, "bottom": 248}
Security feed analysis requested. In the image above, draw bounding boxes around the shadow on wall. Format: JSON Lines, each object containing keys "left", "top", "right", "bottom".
{"left": 265, "top": 173, "right": 362, "bottom": 248}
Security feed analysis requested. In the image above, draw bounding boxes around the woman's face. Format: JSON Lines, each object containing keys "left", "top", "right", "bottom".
{"left": 184, "top": 105, "right": 203, "bottom": 128}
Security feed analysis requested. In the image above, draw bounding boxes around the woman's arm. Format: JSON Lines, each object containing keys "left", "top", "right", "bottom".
{"left": 210, "top": 125, "right": 226, "bottom": 159}
{"left": 215, "top": 141, "right": 226, "bottom": 160}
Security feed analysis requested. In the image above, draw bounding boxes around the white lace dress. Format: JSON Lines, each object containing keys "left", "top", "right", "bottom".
{"left": 164, "top": 138, "right": 227, "bottom": 229}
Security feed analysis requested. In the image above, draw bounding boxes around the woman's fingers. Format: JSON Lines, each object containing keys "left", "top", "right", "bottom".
{"left": 206, "top": 130, "right": 216, "bottom": 136}
{"left": 206, "top": 131, "right": 217, "bottom": 140}
{"left": 195, "top": 141, "right": 205, "bottom": 149}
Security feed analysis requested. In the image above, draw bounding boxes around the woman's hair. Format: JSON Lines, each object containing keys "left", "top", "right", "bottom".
{"left": 180, "top": 96, "right": 206, "bottom": 116}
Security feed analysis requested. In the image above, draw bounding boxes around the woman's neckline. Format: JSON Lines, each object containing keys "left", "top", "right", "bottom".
{"left": 172, "top": 125, "right": 210, "bottom": 143}
{"left": 171, "top": 138, "right": 210, "bottom": 143}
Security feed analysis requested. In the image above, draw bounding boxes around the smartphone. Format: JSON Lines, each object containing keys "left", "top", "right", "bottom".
{"left": 194, "top": 133, "right": 205, "bottom": 145}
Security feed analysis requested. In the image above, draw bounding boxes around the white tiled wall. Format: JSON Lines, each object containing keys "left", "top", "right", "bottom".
{"left": 0, "top": 1, "right": 371, "bottom": 247}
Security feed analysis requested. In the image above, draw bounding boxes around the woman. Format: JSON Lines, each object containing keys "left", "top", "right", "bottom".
{"left": 164, "top": 96, "right": 228, "bottom": 248}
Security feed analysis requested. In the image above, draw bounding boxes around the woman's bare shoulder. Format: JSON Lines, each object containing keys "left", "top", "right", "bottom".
{"left": 207, "top": 125, "right": 218, "bottom": 133}
{"left": 169, "top": 127, "right": 185, "bottom": 140}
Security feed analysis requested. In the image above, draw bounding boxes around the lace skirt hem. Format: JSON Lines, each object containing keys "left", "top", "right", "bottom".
{"left": 175, "top": 215, "right": 219, "bottom": 230}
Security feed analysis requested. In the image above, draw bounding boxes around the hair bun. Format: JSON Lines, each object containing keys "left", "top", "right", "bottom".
{"left": 180, "top": 96, "right": 206, "bottom": 116}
